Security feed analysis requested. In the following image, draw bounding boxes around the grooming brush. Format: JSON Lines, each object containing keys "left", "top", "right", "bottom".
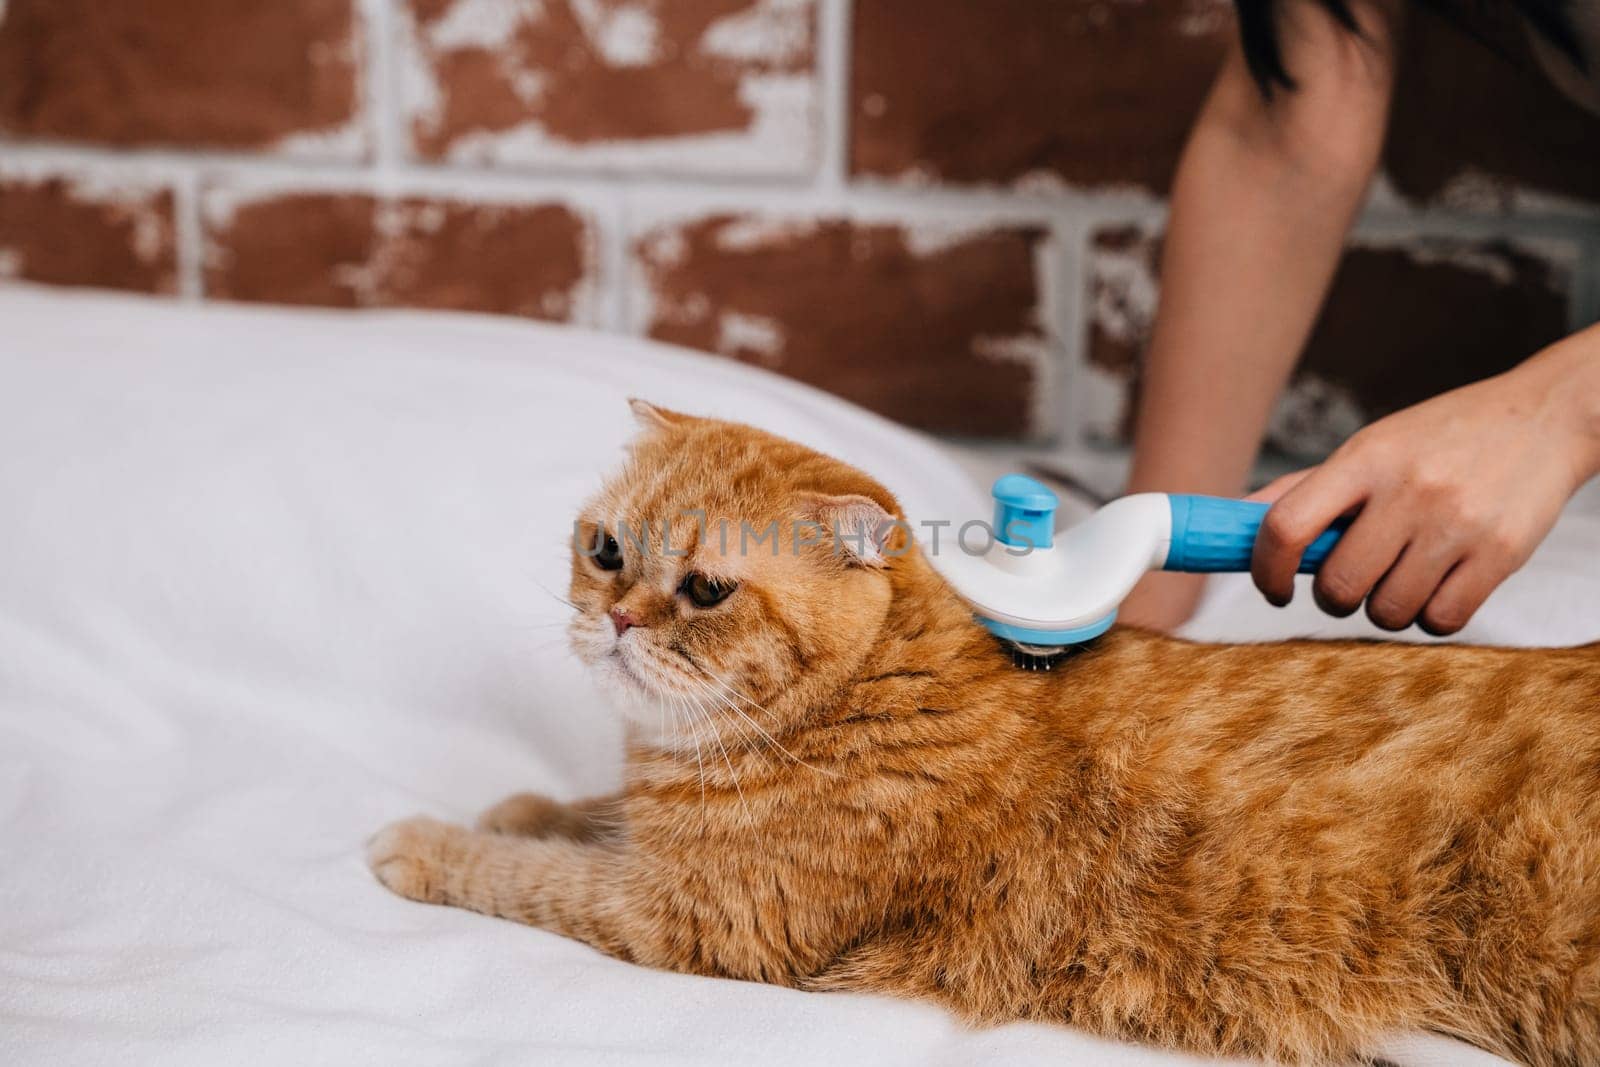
{"left": 931, "top": 475, "right": 1347, "bottom": 669}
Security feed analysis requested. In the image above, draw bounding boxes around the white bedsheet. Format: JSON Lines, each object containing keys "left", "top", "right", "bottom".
{"left": 2, "top": 286, "right": 1591, "bottom": 1067}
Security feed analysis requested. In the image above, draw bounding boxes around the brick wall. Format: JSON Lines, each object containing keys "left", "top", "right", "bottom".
{"left": 2, "top": 0, "right": 1597, "bottom": 450}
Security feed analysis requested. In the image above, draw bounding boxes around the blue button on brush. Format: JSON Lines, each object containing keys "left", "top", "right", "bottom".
{"left": 990, "top": 473, "right": 1057, "bottom": 551}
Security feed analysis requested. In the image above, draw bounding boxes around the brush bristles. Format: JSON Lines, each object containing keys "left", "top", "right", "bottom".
{"left": 1008, "top": 642, "right": 1071, "bottom": 671}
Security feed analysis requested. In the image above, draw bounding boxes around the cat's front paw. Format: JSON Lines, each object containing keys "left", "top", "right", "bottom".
{"left": 367, "top": 815, "right": 458, "bottom": 904}
{"left": 475, "top": 792, "right": 568, "bottom": 836}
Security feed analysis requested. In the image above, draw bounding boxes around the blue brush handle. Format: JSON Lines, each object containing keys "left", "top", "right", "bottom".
{"left": 1164, "top": 494, "right": 1346, "bottom": 573}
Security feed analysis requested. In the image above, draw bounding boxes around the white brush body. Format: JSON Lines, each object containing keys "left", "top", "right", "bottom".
{"left": 929, "top": 493, "right": 1174, "bottom": 632}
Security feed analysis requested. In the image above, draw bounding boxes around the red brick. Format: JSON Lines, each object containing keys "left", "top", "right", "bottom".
{"left": 402, "top": 0, "right": 816, "bottom": 172}
{"left": 1085, "top": 227, "right": 1573, "bottom": 456}
{"left": 850, "top": 0, "right": 1231, "bottom": 193}
{"left": 0, "top": 175, "right": 177, "bottom": 294}
{"left": 0, "top": 0, "right": 361, "bottom": 153}
{"left": 203, "top": 190, "right": 594, "bottom": 321}
{"left": 632, "top": 213, "right": 1052, "bottom": 438}
{"left": 1384, "top": 4, "right": 1600, "bottom": 208}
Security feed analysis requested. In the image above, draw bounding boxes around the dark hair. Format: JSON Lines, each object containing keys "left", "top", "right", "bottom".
{"left": 1234, "top": 0, "right": 1588, "bottom": 95}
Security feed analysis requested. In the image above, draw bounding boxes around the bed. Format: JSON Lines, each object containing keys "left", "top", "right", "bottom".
{"left": 4, "top": 285, "right": 1592, "bottom": 1066}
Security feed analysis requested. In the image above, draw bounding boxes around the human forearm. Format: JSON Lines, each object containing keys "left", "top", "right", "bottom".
{"left": 1129, "top": 139, "right": 1357, "bottom": 495}
{"left": 1117, "top": 90, "right": 1376, "bottom": 631}
{"left": 1117, "top": 2, "right": 1398, "bottom": 632}
{"left": 1505, "top": 321, "right": 1600, "bottom": 485}
{"left": 1128, "top": 2, "right": 1400, "bottom": 498}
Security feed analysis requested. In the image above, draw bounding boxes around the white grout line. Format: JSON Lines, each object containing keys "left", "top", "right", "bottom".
{"left": 598, "top": 189, "right": 628, "bottom": 333}
{"left": 1048, "top": 211, "right": 1088, "bottom": 451}
{"left": 612, "top": 191, "right": 633, "bottom": 335}
{"left": 815, "top": 0, "right": 851, "bottom": 194}
{"left": 172, "top": 168, "right": 204, "bottom": 301}
{"left": 140, "top": 159, "right": 626, "bottom": 214}
{"left": 2, "top": 137, "right": 1594, "bottom": 240}
{"left": 362, "top": 0, "right": 402, "bottom": 176}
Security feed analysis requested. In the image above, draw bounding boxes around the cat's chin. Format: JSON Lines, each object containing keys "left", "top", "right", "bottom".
{"left": 583, "top": 654, "right": 731, "bottom": 754}
{"left": 565, "top": 619, "right": 724, "bottom": 753}
{"left": 599, "top": 681, "right": 698, "bottom": 753}
{"left": 569, "top": 623, "right": 656, "bottom": 702}
{"left": 577, "top": 649, "right": 676, "bottom": 743}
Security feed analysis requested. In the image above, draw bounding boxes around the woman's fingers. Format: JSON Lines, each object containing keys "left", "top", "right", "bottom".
{"left": 1251, "top": 465, "right": 1368, "bottom": 606}
{"left": 1418, "top": 552, "right": 1517, "bottom": 636}
{"left": 1308, "top": 505, "right": 1411, "bottom": 617}
{"left": 1245, "top": 468, "right": 1312, "bottom": 504}
{"left": 1364, "top": 539, "right": 1463, "bottom": 631}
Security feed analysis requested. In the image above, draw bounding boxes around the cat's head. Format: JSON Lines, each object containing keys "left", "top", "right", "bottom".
{"left": 567, "top": 400, "right": 907, "bottom": 749}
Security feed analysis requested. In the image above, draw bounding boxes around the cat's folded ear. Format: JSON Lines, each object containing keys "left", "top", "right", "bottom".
{"left": 802, "top": 493, "right": 905, "bottom": 568}
{"left": 627, "top": 398, "right": 689, "bottom": 434}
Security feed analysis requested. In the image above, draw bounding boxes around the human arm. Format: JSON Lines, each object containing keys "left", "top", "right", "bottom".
{"left": 1118, "top": 0, "right": 1402, "bottom": 629}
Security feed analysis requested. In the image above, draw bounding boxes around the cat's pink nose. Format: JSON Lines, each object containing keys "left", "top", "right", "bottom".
{"left": 609, "top": 607, "right": 637, "bottom": 635}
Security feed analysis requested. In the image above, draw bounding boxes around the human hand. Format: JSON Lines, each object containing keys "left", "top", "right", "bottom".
{"left": 1249, "top": 335, "right": 1600, "bottom": 634}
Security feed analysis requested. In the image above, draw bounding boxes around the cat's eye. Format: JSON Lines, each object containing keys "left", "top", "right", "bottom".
{"left": 594, "top": 531, "right": 623, "bottom": 572}
{"left": 681, "top": 572, "right": 736, "bottom": 608}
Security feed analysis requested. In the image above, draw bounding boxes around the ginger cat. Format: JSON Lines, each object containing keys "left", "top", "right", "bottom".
{"left": 369, "top": 401, "right": 1600, "bottom": 1066}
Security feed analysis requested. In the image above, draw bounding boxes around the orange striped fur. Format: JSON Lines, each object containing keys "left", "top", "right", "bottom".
{"left": 370, "top": 404, "right": 1600, "bottom": 1065}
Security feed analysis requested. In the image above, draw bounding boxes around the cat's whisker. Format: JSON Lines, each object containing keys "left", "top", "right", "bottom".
{"left": 628, "top": 645, "right": 775, "bottom": 778}
{"left": 694, "top": 665, "right": 772, "bottom": 716}
{"left": 670, "top": 691, "right": 710, "bottom": 833}
{"left": 686, "top": 673, "right": 836, "bottom": 779}
{"left": 689, "top": 680, "right": 782, "bottom": 762}
{"left": 690, "top": 683, "right": 779, "bottom": 774}
{"left": 688, "top": 698, "right": 734, "bottom": 831}
{"left": 702, "top": 674, "right": 781, "bottom": 722}
{"left": 531, "top": 578, "right": 581, "bottom": 612}
{"left": 632, "top": 648, "right": 732, "bottom": 769}
{"left": 686, "top": 690, "right": 757, "bottom": 833}
{"left": 656, "top": 686, "right": 668, "bottom": 762}
{"left": 686, "top": 667, "right": 840, "bottom": 779}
